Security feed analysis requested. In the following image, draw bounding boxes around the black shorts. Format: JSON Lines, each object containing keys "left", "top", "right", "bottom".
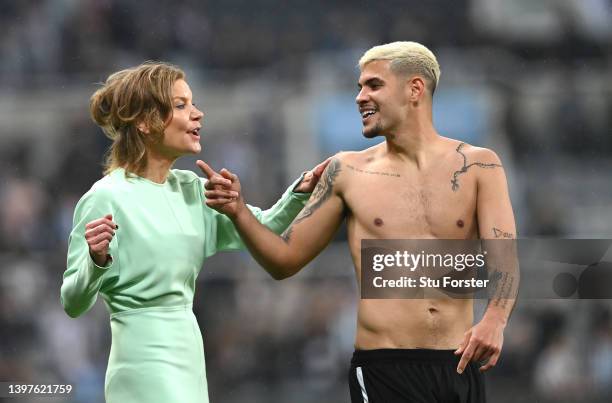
{"left": 348, "top": 349, "right": 486, "bottom": 403}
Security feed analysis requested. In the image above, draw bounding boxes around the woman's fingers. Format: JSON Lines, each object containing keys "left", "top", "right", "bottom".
{"left": 85, "top": 216, "right": 116, "bottom": 230}
{"left": 85, "top": 223, "right": 115, "bottom": 239}
{"left": 196, "top": 160, "right": 217, "bottom": 179}
{"left": 88, "top": 232, "right": 114, "bottom": 247}
{"left": 205, "top": 199, "right": 235, "bottom": 207}
{"left": 204, "top": 175, "right": 232, "bottom": 190}
{"left": 85, "top": 215, "right": 118, "bottom": 259}
{"left": 219, "top": 168, "right": 238, "bottom": 182}
{"left": 205, "top": 190, "right": 239, "bottom": 200}
{"left": 89, "top": 239, "right": 111, "bottom": 254}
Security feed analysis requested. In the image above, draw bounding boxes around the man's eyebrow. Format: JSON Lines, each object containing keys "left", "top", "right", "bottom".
{"left": 358, "top": 77, "right": 384, "bottom": 88}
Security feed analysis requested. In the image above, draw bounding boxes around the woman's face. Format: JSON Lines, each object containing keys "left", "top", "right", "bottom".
{"left": 156, "top": 79, "right": 204, "bottom": 158}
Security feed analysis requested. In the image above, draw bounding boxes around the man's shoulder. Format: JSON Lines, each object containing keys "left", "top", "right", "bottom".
{"left": 446, "top": 140, "right": 506, "bottom": 189}
{"left": 327, "top": 146, "right": 388, "bottom": 195}
{"left": 316, "top": 150, "right": 367, "bottom": 194}
{"left": 332, "top": 145, "right": 379, "bottom": 166}
{"left": 448, "top": 140, "right": 502, "bottom": 166}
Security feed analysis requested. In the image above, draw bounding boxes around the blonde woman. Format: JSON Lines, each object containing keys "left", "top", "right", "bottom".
{"left": 61, "top": 62, "right": 324, "bottom": 402}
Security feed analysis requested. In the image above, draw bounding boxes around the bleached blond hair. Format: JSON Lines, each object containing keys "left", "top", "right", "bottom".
{"left": 358, "top": 41, "right": 441, "bottom": 95}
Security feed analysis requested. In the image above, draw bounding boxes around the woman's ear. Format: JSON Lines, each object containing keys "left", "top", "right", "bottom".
{"left": 137, "top": 121, "right": 150, "bottom": 134}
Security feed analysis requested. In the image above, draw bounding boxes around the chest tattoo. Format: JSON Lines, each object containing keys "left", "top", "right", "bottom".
{"left": 346, "top": 164, "right": 401, "bottom": 178}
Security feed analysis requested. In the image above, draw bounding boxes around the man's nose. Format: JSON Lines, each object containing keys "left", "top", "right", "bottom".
{"left": 356, "top": 88, "right": 368, "bottom": 105}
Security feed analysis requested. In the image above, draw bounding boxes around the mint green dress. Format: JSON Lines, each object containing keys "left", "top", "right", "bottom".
{"left": 61, "top": 168, "right": 308, "bottom": 403}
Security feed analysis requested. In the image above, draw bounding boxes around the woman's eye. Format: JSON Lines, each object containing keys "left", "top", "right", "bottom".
{"left": 175, "top": 104, "right": 186, "bottom": 110}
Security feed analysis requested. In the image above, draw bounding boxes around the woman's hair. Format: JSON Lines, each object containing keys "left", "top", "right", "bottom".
{"left": 89, "top": 61, "right": 185, "bottom": 175}
{"left": 358, "top": 41, "right": 441, "bottom": 95}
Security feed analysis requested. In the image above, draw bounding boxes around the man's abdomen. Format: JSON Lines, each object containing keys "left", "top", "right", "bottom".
{"left": 355, "top": 298, "right": 473, "bottom": 350}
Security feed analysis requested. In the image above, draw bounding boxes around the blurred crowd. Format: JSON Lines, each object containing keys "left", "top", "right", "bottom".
{"left": 1, "top": 0, "right": 612, "bottom": 402}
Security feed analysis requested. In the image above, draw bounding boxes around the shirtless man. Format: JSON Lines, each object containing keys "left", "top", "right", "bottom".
{"left": 202, "top": 41, "right": 516, "bottom": 402}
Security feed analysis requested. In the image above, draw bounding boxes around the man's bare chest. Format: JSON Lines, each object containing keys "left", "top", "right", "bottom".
{"left": 343, "top": 166, "right": 478, "bottom": 238}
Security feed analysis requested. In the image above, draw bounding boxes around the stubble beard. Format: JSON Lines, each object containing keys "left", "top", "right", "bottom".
{"left": 362, "top": 120, "right": 385, "bottom": 139}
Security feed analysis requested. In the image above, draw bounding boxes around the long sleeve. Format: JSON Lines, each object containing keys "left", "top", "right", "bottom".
{"left": 61, "top": 189, "right": 117, "bottom": 318}
{"left": 205, "top": 176, "right": 310, "bottom": 255}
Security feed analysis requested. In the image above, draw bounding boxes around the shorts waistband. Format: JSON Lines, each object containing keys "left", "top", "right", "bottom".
{"left": 351, "top": 348, "right": 459, "bottom": 365}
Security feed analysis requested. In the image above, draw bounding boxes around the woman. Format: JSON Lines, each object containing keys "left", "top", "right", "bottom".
{"left": 60, "top": 62, "right": 321, "bottom": 402}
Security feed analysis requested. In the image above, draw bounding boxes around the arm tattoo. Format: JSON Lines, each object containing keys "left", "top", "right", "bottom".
{"left": 278, "top": 159, "right": 341, "bottom": 244}
{"left": 281, "top": 226, "right": 293, "bottom": 244}
{"left": 451, "top": 143, "right": 502, "bottom": 191}
{"left": 488, "top": 270, "right": 515, "bottom": 309}
{"left": 493, "top": 227, "right": 514, "bottom": 239}
{"left": 292, "top": 157, "right": 341, "bottom": 226}
{"left": 345, "top": 164, "right": 400, "bottom": 178}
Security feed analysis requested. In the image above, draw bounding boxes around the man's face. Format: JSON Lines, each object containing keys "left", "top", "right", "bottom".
{"left": 356, "top": 60, "right": 408, "bottom": 138}
{"left": 157, "top": 79, "right": 204, "bottom": 158}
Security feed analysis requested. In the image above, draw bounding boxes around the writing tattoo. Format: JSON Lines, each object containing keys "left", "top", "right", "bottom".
{"left": 451, "top": 143, "right": 501, "bottom": 191}
{"left": 488, "top": 270, "right": 514, "bottom": 309}
{"left": 346, "top": 164, "right": 400, "bottom": 178}
{"left": 493, "top": 227, "right": 514, "bottom": 239}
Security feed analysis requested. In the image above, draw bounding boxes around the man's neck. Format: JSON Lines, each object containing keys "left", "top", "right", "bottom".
{"left": 383, "top": 118, "right": 440, "bottom": 169}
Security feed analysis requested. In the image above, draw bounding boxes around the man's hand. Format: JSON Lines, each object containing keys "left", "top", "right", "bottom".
{"left": 196, "top": 160, "right": 245, "bottom": 218}
{"left": 454, "top": 315, "right": 505, "bottom": 373}
{"left": 293, "top": 158, "right": 331, "bottom": 193}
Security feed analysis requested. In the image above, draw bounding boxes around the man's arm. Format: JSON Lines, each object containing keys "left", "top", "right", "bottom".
{"left": 197, "top": 159, "right": 328, "bottom": 256}
{"left": 476, "top": 148, "right": 518, "bottom": 321}
{"left": 209, "top": 157, "right": 346, "bottom": 279}
{"left": 456, "top": 147, "right": 519, "bottom": 373}
{"left": 207, "top": 176, "right": 311, "bottom": 255}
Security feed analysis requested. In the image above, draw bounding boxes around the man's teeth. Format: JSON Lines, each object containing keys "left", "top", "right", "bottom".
{"left": 362, "top": 110, "right": 376, "bottom": 118}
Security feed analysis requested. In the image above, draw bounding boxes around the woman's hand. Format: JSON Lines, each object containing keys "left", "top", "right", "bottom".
{"left": 197, "top": 160, "right": 245, "bottom": 219}
{"left": 85, "top": 214, "right": 117, "bottom": 267}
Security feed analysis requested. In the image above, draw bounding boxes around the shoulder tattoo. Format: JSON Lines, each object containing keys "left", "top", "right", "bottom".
{"left": 451, "top": 143, "right": 502, "bottom": 191}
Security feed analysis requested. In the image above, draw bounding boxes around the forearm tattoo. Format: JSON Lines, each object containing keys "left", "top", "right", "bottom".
{"left": 280, "top": 158, "right": 342, "bottom": 243}
{"left": 451, "top": 143, "right": 502, "bottom": 191}
{"left": 489, "top": 270, "right": 515, "bottom": 310}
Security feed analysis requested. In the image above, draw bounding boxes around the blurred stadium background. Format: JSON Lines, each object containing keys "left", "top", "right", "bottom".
{"left": 1, "top": 0, "right": 612, "bottom": 402}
